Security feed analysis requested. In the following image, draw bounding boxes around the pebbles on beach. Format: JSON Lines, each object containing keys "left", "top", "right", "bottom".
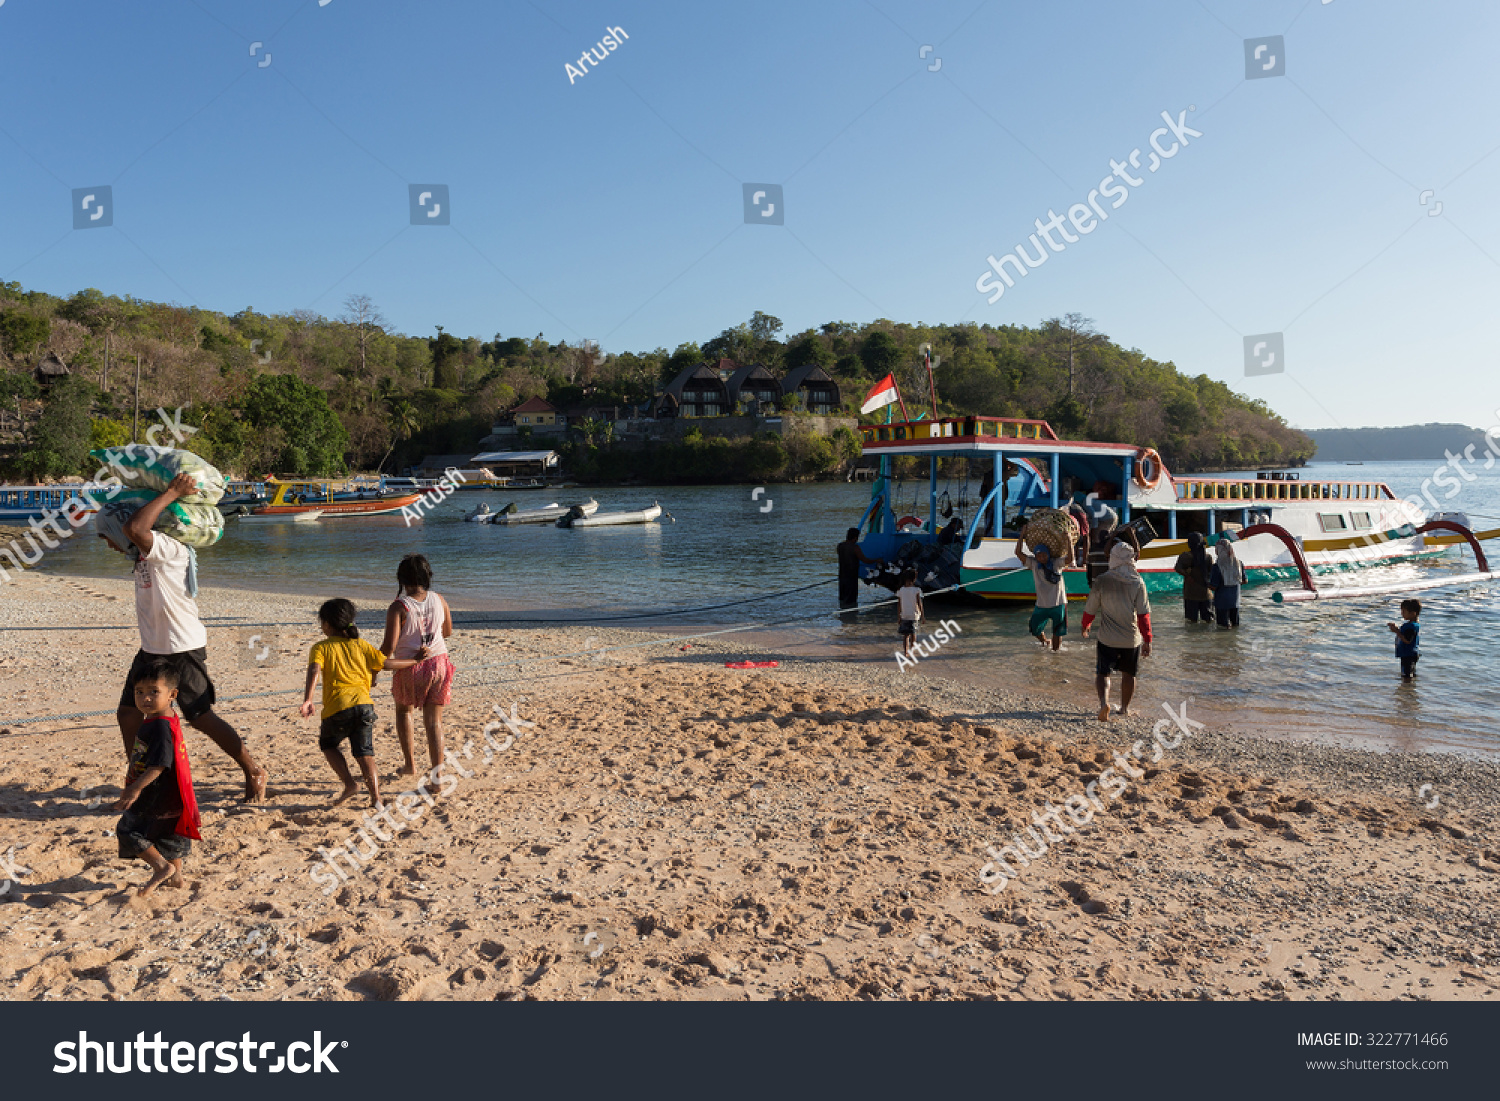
{"left": 1, "top": 571, "right": 1497, "bottom": 1002}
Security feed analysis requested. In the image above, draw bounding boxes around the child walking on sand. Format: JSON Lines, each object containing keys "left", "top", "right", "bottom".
{"left": 300, "top": 599, "right": 421, "bottom": 807}
{"left": 896, "top": 568, "right": 924, "bottom": 659}
{"left": 380, "top": 555, "right": 455, "bottom": 777}
{"left": 114, "top": 658, "right": 202, "bottom": 897}
{"left": 1388, "top": 598, "right": 1421, "bottom": 679}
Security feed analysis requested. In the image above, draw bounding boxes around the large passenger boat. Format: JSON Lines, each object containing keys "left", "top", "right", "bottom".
{"left": 850, "top": 415, "right": 1491, "bottom": 601}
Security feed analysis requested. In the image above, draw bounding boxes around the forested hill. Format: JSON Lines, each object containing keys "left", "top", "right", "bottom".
{"left": 1305, "top": 424, "right": 1494, "bottom": 462}
{"left": 0, "top": 283, "right": 1311, "bottom": 479}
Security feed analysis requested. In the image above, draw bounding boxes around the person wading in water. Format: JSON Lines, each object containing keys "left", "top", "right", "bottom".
{"left": 837, "top": 528, "right": 883, "bottom": 608}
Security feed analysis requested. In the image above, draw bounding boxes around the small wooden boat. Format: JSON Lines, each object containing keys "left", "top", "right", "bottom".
{"left": 237, "top": 509, "right": 324, "bottom": 523}
{"left": 251, "top": 479, "right": 421, "bottom": 518}
{"left": 491, "top": 499, "right": 598, "bottom": 525}
{"left": 557, "top": 502, "right": 662, "bottom": 528}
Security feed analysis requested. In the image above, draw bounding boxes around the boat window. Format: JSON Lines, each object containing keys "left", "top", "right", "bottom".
{"left": 1318, "top": 513, "right": 1348, "bottom": 532}
{"left": 1351, "top": 512, "right": 1373, "bottom": 530}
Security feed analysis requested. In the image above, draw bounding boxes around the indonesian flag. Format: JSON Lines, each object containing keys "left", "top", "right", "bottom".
{"left": 860, "top": 373, "right": 900, "bottom": 414}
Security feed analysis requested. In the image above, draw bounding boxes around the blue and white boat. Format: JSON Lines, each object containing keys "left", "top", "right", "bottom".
{"left": 0, "top": 484, "right": 111, "bottom": 522}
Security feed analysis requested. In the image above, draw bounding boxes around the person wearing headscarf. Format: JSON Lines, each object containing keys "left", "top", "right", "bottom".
{"left": 1209, "top": 534, "right": 1247, "bottom": 628}
{"left": 1080, "top": 541, "right": 1152, "bottom": 721}
{"left": 1173, "top": 531, "right": 1213, "bottom": 623}
{"left": 97, "top": 473, "right": 266, "bottom": 803}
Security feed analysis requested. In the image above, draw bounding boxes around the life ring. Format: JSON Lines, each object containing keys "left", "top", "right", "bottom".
{"left": 897, "top": 515, "right": 924, "bottom": 532}
{"left": 1134, "top": 448, "right": 1164, "bottom": 490}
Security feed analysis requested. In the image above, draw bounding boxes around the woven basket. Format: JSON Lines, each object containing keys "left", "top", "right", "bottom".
{"left": 1021, "top": 508, "right": 1078, "bottom": 565}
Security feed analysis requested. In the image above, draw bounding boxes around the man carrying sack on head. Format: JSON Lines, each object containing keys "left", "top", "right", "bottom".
{"left": 96, "top": 473, "right": 267, "bottom": 803}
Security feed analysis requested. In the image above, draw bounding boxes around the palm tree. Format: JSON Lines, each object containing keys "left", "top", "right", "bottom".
{"left": 376, "top": 398, "right": 420, "bottom": 473}
{"left": 576, "top": 416, "right": 605, "bottom": 446}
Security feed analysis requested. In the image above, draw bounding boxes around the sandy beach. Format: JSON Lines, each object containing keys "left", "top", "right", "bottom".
{"left": 1, "top": 568, "right": 1498, "bottom": 1001}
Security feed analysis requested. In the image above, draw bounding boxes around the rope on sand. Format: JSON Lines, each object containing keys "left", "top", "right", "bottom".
{"left": 0, "top": 568, "right": 1027, "bottom": 731}
{"left": 0, "top": 580, "right": 838, "bottom": 631}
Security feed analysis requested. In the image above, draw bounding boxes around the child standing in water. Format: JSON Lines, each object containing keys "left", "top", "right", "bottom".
{"left": 381, "top": 555, "right": 455, "bottom": 777}
{"left": 896, "top": 568, "right": 924, "bottom": 659}
{"left": 114, "top": 659, "right": 202, "bottom": 897}
{"left": 1388, "top": 598, "right": 1421, "bottom": 679}
{"left": 300, "top": 599, "right": 421, "bottom": 807}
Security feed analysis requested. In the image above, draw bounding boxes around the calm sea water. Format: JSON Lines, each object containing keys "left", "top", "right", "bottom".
{"left": 37, "top": 460, "right": 1500, "bottom": 754}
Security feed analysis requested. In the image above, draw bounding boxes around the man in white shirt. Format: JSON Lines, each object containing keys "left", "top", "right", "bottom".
{"left": 98, "top": 474, "right": 267, "bottom": 803}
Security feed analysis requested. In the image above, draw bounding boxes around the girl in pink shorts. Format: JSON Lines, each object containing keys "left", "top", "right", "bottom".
{"left": 379, "top": 554, "right": 454, "bottom": 777}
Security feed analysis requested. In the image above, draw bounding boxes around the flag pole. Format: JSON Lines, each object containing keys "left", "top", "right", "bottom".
{"left": 894, "top": 380, "right": 910, "bottom": 424}
{"left": 924, "top": 348, "right": 939, "bottom": 419}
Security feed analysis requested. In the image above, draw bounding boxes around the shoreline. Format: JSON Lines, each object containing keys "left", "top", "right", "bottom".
{"left": 18, "top": 562, "right": 1495, "bottom": 762}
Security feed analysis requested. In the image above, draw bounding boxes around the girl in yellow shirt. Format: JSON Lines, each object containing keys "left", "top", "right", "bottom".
{"left": 299, "top": 599, "right": 422, "bottom": 807}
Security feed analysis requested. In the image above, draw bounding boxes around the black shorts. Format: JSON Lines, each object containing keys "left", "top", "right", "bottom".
{"left": 898, "top": 618, "right": 917, "bottom": 637}
{"left": 1095, "top": 642, "right": 1141, "bottom": 678}
{"left": 117, "top": 810, "right": 191, "bottom": 861}
{"left": 319, "top": 704, "right": 376, "bottom": 758}
{"left": 120, "top": 648, "right": 216, "bottom": 721}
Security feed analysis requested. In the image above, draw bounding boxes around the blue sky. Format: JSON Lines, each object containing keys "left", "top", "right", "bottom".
{"left": 1, "top": 0, "right": 1497, "bottom": 431}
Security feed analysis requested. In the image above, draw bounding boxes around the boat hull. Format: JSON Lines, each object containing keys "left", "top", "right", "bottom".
{"left": 492, "top": 499, "right": 598, "bottom": 525}
{"left": 559, "top": 503, "right": 662, "bottom": 528}
{"left": 252, "top": 493, "right": 420, "bottom": 517}
{"left": 957, "top": 533, "right": 1442, "bottom": 600}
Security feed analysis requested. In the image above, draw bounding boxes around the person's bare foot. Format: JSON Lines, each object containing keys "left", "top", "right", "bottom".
{"left": 332, "top": 783, "right": 359, "bottom": 806}
{"left": 397, "top": 765, "right": 417, "bottom": 779}
{"left": 1117, "top": 707, "right": 1130, "bottom": 719}
{"left": 243, "top": 767, "right": 268, "bottom": 804}
{"left": 369, "top": 797, "right": 384, "bottom": 810}
{"left": 139, "top": 863, "right": 179, "bottom": 897}
{"left": 1097, "top": 704, "right": 1111, "bottom": 721}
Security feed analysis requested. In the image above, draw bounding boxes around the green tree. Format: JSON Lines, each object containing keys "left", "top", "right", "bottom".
{"left": 20, "top": 376, "right": 94, "bottom": 479}
{"left": 88, "top": 416, "right": 132, "bottom": 452}
{"left": 0, "top": 309, "right": 51, "bottom": 359}
{"left": 429, "top": 328, "right": 464, "bottom": 390}
{"left": 241, "top": 373, "right": 350, "bottom": 475}
{"left": 860, "top": 330, "right": 901, "bottom": 377}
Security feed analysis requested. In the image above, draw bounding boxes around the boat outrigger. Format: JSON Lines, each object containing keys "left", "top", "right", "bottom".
{"left": 850, "top": 415, "right": 1500, "bottom": 602}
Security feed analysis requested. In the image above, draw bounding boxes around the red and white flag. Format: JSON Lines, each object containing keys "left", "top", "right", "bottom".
{"left": 860, "top": 373, "right": 900, "bottom": 414}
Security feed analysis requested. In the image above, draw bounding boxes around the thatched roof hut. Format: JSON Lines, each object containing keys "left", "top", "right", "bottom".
{"left": 33, "top": 353, "right": 70, "bottom": 387}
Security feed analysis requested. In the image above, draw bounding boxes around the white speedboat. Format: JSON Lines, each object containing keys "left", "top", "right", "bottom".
{"left": 237, "top": 509, "right": 324, "bottom": 523}
{"left": 491, "top": 499, "right": 599, "bottom": 525}
{"left": 464, "top": 503, "right": 494, "bottom": 522}
{"left": 557, "top": 502, "right": 662, "bottom": 528}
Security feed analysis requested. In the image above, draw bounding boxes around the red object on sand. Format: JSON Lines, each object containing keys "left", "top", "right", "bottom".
{"left": 725, "top": 661, "right": 778, "bottom": 669}
{"left": 168, "top": 715, "right": 202, "bottom": 841}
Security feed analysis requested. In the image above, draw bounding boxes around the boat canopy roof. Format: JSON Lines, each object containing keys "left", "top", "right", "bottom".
{"left": 859, "top": 416, "right": 1138, "bottom": 460}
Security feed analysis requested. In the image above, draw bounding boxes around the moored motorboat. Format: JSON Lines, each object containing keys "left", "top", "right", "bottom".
{"left": 491, "top": 499, "right": 599, "bottom": 525}
{"left": 250, "top": 479, "right": 421, "bottom": 518}
{"left": 236, "top": 509, "right": 324, "bottom": 523}
{"left": 556, "top": 502, "right": 662, "bottom": 528}
{"left": 0, "top": 483, "right": 110, "bottom": 522}
{"left": 464, "top": 503, "right": 494, "bottom": 522}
